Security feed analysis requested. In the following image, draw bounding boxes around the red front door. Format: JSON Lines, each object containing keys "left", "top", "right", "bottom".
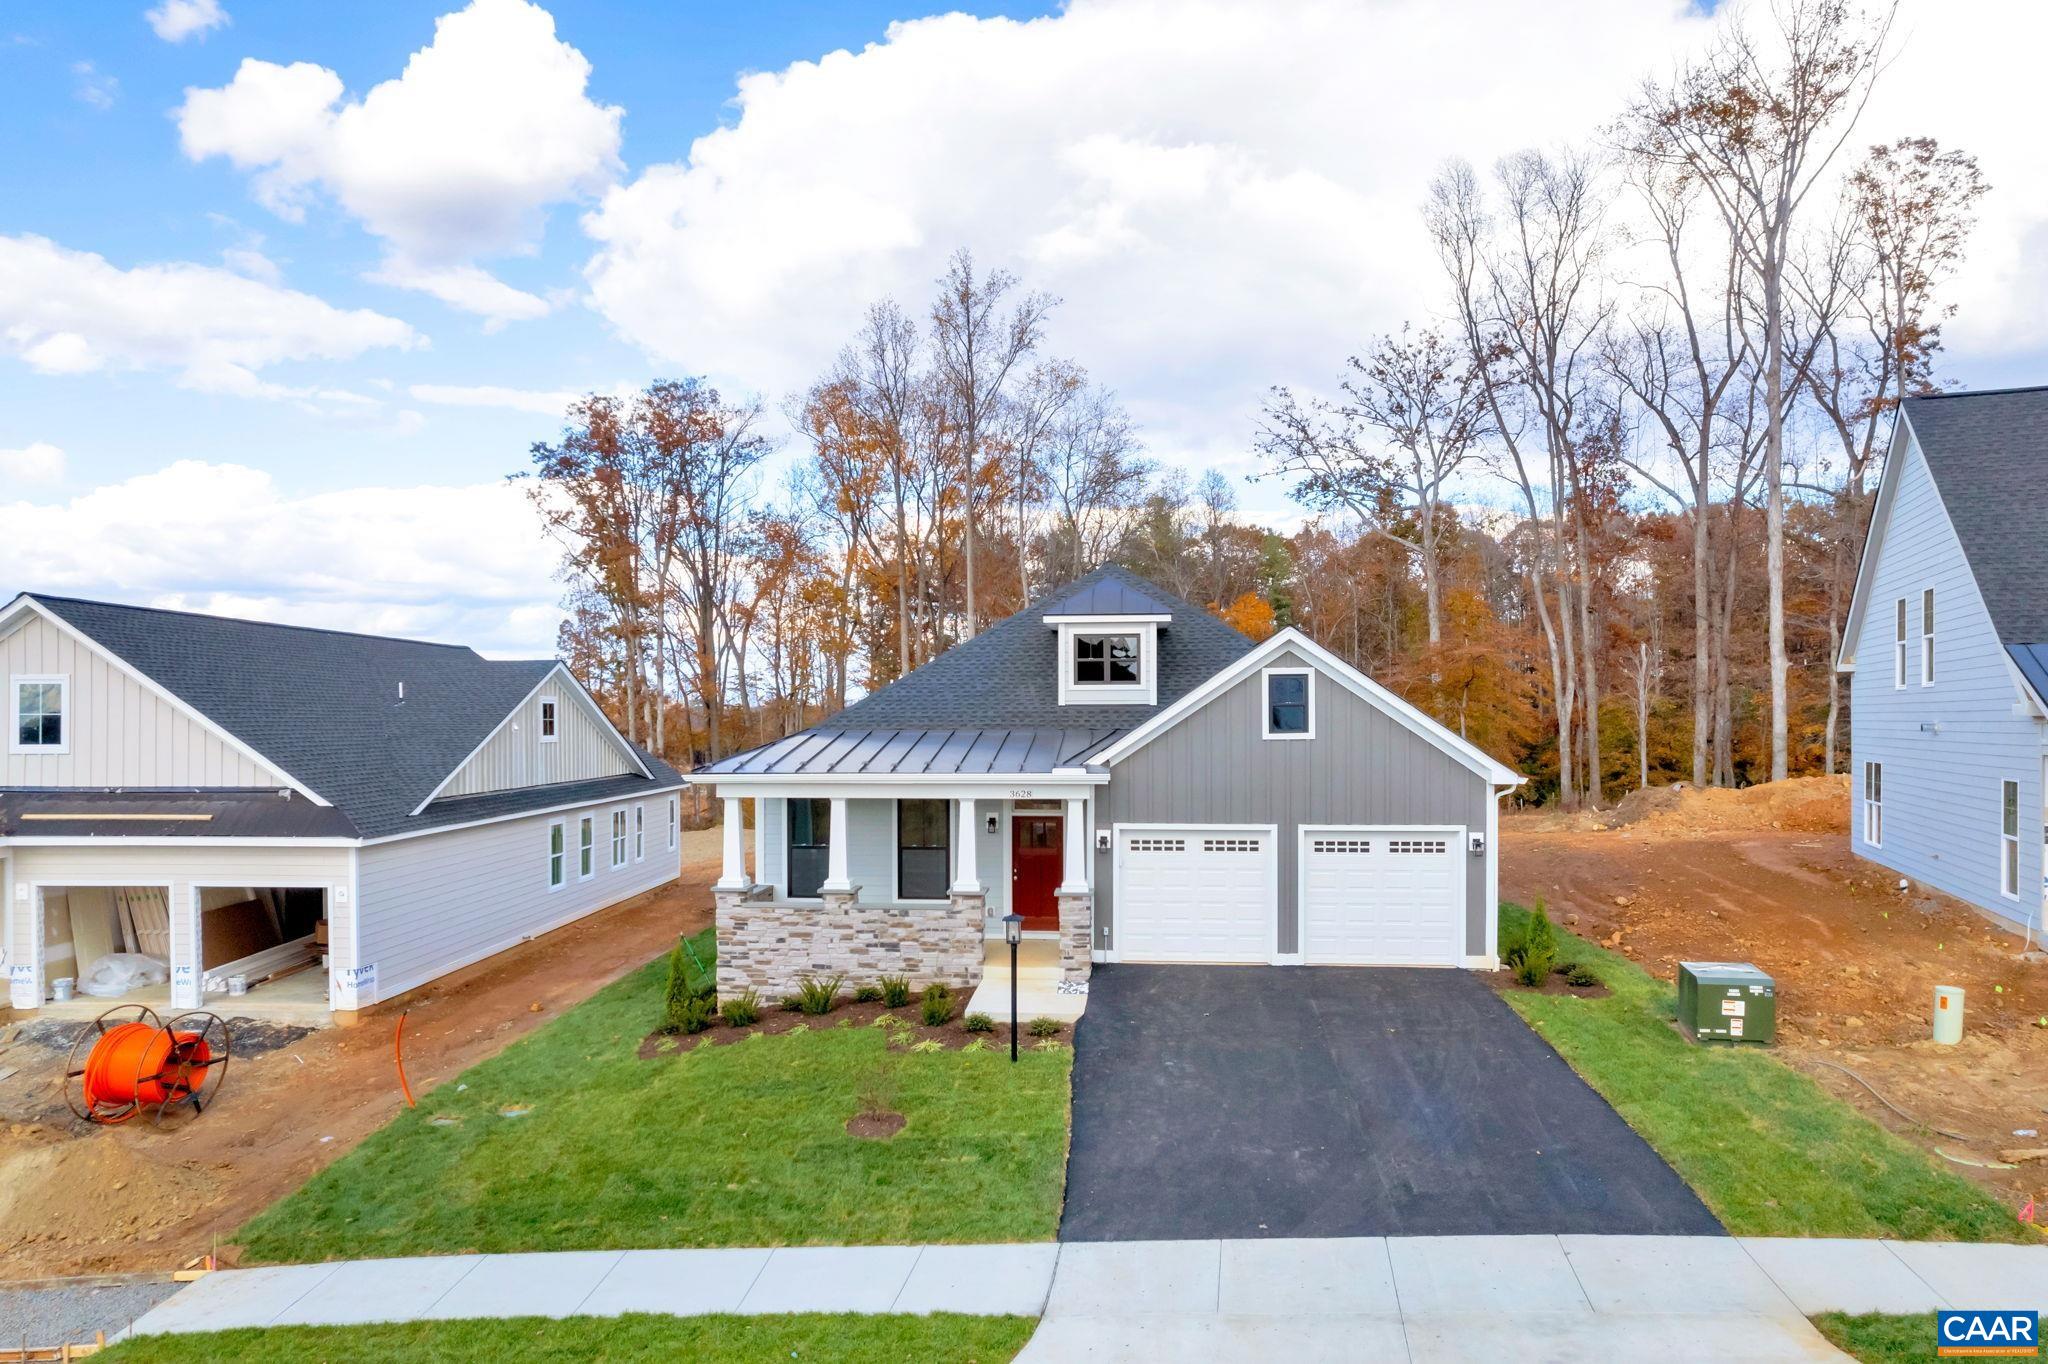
{"left": 1011, "top": 815, "right": 1063, "bottom": 931}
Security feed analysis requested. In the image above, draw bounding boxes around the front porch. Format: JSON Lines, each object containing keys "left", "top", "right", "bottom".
{"left": 696, "top": 778, "right": 1103, "bottom": 1008}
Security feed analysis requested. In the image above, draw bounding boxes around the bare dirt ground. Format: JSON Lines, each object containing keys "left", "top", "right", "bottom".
{"left": 1503, "top": 776, "right": 2048, "bottom": 1218}
{"left": 0, "top": 838, "right": 718, "bottom": 1282}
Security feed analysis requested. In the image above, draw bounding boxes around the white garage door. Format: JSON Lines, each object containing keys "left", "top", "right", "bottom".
{"left": 1116, "top": 827, "right": 1274, "bottom": 963}
{"left": 1300, "top": 828, "right": 1464, "bottom": 966}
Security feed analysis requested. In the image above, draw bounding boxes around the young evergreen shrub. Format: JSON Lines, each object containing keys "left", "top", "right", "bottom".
{"left": 795, "top": 975, "right": 844, "bottom": 1016}
{"left": 720, "top": 988, "right": 762, "bottom": 1027}
{"left": 963, "top": 1012, "right": 996, "bottom": 1033}
{"left": 878, "top": 975, "right": 913, "bottom": 1008}
{"left": 918, "top": 982, "right": 955, "bottom": 1027}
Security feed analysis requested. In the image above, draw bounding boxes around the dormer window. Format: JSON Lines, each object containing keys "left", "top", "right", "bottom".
{"left": 539, "top": 697, "right": 559, "bottom": 742}
{"left": 10, "top": 675, "right": 67, "bottom": 754}
{"left": 1074, "top": 633, "right": 1141, "bottom": 686}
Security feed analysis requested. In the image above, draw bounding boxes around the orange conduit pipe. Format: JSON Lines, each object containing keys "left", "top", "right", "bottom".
{"left": 394, "top": 1010, "right": 416, "bottom": 1108}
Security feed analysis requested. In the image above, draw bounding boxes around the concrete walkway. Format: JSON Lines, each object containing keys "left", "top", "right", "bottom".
{"left": 124, "top": 1235, "right": 2048, "bottom": 1361}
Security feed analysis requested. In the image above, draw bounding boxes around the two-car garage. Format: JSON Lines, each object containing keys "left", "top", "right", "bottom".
{"left": 1111, "top": 824, "right": 1467, "bottom": 967}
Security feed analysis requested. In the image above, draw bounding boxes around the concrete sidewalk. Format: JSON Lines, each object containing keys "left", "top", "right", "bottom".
{"left": 125, "top": 1234, "right": 2048, "bottom": 1361}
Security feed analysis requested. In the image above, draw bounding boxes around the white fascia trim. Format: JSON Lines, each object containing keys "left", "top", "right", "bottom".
{"left": 1042, "top": 613, "right": 1172, "bottom": 626}
{"left": 365, "top": 780, "right": 687, "bottom": 846}
{"left": 1095, "top": 627, "right": 1524, "bottom": 786}
{"left": 409, "top": 664, "right": 652, "bottom": 818}
{"left": 3, "top": 596, "right": 332, "bottom": 806}
{"left": 688, "top": 772, "right": 1110, "bottom": 790}
{"left": 0, "top": 835, "right": 361, "bottom": 848}
{"left": 1836, "top": 415, "right": 1911, "bottom": 671}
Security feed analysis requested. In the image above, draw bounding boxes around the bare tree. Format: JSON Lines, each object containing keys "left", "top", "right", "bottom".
{"left": 929, "top": 249, "right": 1056, "bottom": 637}
{"left": 1258, "top": 326, "right": 1490, "bottom": 645}
{"left": 1038, "top": 379, "right": 1150, "bottom": 581}
{"left": 839, "top": 301, "right": 923, "bottom": 674}
{"left": 1631, "top": 0, "right": 1894, "bottom": 781}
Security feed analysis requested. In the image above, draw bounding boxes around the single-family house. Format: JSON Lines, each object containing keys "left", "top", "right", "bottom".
{"left": 1838, "top": 385, "right": 2048, "bottom": 940}
{"left": 2, "top": 594, "right": 685, "bottom": 1023}
{"left": 689, "top": 565, "right": 1522, "bottom": 1015}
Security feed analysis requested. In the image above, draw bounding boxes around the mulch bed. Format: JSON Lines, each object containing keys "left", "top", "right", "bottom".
{"left": 845, "top": 1110, "right": 907, "bottom": 1140}
{"left": 636, "top": 997, "right": 1070, "bottom": 1059}
{"left": 1487, "top": 971, "right": 1613, "bottom": 1001}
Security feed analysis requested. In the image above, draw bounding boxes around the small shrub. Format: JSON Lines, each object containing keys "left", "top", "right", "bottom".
{"left": 1027, "top": 1016, "right": 1063, "bottom": 1039}
{"left": 878, "top": 975, "right": 913, "bottom": 1008}
{"left": 661, "top": 942, "right": 713, "bottom": 1032}
{"left": 1565, "top": 965, "right": 1600, "bottom": 989}
{"left": 857, "top": 1068, "right": 898, "bottom": 1117}
{"left": 795, "top": 975, "right": 844, "bottom": 1016}
{"left": 1504, "top": 900, "right": 1559, "bottom": 987}
{"left": 719, "top": 989, "right": 761, "bottom": 1028}
{"left": 919, "top": 983, "right": 955, "bottom": 1027}
{"left": 780, "top": 995, "right": 804, "bottom": 1012}
{"left": 676, "top": 994, "right": 717, "bottom": 1035}
{"left": 853, "top": 984, "right": 884, "bottom": 1003}
{"left": 962, "top": 1038, "right": 987, "bottom": 1053}
{"left": 1552, "top": 960, "right": 1577, "bottom": 976}
{"left": 963, "top": 1012, "right": 995, "bottom": 1033}
{"left": 909, "top": 1039, "right": 944, "bottom": 1054}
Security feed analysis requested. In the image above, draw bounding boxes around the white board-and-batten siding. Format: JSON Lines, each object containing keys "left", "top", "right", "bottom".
{"left": 439, "top": 673, "right": 638, "bottom": 799}
{"left": 3, "top": 613, "right": 282, "bottom": 789}
{"left": 1850, "top": 432, "right": 2045, "bottom": 932}
{"left": 354, "top": 796, "right": 678, "bottom": 1005}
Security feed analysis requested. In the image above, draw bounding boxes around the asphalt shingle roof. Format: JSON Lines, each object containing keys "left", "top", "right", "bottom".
{"left": 703, "top": 565, "right": 1253, "bottom": 775}
{"left": 1902, "top": 388, "right": 2048, "bottom": 700}
{"left": 21, "top": 595, "right": 681, "bottom": 839}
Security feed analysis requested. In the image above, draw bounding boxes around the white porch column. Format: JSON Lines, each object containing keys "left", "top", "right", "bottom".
{"left": 1060, "top": 796, "right": 1090, "bottom": 893}
{"left": 821, "top": 796, "right": 853, "bottom": 893}
{"left": 952, "top": 797, "right": 981, "bottom": 893}
{"left": 716, "top": 796, "right": 749, "bottom": 890}
{"left": 752, "top": 799, "right": 767, "bottom": 889}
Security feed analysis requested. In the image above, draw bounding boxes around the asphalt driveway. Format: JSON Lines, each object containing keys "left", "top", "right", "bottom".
{"left": 1060, "top": 965, "right": 1722, "bottom": 1242}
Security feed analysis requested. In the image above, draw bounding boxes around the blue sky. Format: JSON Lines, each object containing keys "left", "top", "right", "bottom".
{"left": 2, "top": 0, "right": 2043, "bottom": 654}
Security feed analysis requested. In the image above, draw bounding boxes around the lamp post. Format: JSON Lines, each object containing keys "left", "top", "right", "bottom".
{"left": 1003, "top": 913, "right": 1023, "bottom": 1063}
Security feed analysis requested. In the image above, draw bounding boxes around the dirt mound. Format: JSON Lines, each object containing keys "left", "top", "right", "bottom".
{"left": 1601, "top": 775, "right": 1849, "bottom": 835}
{"left": 0, "top": 1124, "right": 227, "bottom": 1263}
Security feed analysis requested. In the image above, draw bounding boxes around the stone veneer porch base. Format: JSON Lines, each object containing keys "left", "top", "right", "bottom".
{"left": 713, "top": 884, "right": 986, "bottom": 999}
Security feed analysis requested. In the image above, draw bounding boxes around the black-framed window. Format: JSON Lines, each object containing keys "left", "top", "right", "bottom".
{"left": 1074, "top": 633, "right": 1140, "bottom": 685}
{"left": 787, "top": 798, "right": 831, "bottom": 899}
{"left": 1267, "top": 672, "right": 1309, "bottom": 734}
{"left": 897, "top": 799, "right": 950, "bottom": 900}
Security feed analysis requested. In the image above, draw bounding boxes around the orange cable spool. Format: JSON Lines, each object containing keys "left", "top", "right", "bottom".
{"left": 63, "top": 1006, "right": 233, "bottom": 1127}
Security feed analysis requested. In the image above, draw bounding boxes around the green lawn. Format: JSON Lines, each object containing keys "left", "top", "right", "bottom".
{"left": 1813, "top": 1312, "right": 2042, "bottom": 1362}
{"left": 99, "top": 1313, "right": 1037, "bottom": 1363}
{"left": 236, "top": 931, "right": 1072, "bottom": 1262}
{"left": 1497, "top": 903, "right": 2027, "bottom": 1242}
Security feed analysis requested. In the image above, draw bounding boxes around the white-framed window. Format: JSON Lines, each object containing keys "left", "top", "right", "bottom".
{"left": 668, "top": 797, "right": 678, "bottom": 852}
{"left": 1073, "top": 632, "right": 1142, "bottom": 687}
{"left": 579, "top": 815, "right": 595, "bottom": 879}
{"left": 10, "top": 674, "right": 68, "bottom": 754}
{"left": 634, "top": 804, "right": 646, "bottom": 861}
{"left": 611, "top": 809, "right": 628, "bottom": 867}
{"left": 1893, "top": 598, "right": 1907, "bottom": 689}
{"left": 548, "top": 820, "right": 566, "bottom": 890}
{"left": 1863, "top": 761, "right": 1883, "bottom": 847}
{"left": 2001, "top": 779, "right": 2020, "bottom": 898}
{"left": 539, "top": 696, "right": 559, "bottom": 743}
{"left": 1262, "top": 667, "right": 1313, "bottom": 739}
{"left": 1920, "top": 589, "right": 1936, "bottom": 686}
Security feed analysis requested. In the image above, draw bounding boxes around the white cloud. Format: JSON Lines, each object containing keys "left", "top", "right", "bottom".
{"left": 369, "top": 260, "right": 551, "bottom": 328}
{"left": 177, "top": 0, "right": 621, "bottom": 321}
{"left": 410, "top": 382, "right": 577, "bottom": 416}
{"left": 146, "top": 0, "right": 228, "bottom": 43}
{"left": 0, "top": 461, "right": 569, "bottom": 655}
{"left": 0, "top": 442, "right": 65, "bottom": 484}
{"left": 72, "top": 61, "right": 117, "bottom": 110}
{"left": 581, "top": 0, "right": 2048, "bottom": 476}
{"left": 0, "top": 233, "right": 419, "bottom": 394}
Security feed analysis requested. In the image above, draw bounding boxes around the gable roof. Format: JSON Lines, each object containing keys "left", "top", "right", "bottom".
{"left": 1837, "top": 387, "right": 2048, "bottom": 701}
{"left": 1092, "top": 627, "right": 1526, "bottom": 787}
{"left": 8, "top": 594, "right": 680, "bottom": 839}
{"left": 700, "top": 565, "right": 1253, "bottom": 778}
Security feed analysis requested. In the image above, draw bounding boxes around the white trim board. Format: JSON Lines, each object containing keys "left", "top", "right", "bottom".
{"left": 0, "top": 595, "right": 331, "bottom": 806}
{"left": 1092, "top": 627, "right": 1524, "bottom": 787}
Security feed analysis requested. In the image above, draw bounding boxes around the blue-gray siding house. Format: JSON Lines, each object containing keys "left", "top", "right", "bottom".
{"left": 1838, "top": 387, "right": 2048, "bottom": 938}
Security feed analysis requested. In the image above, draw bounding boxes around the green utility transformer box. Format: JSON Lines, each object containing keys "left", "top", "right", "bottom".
{"left": 1677, "top": 962, "right": 1776, "bottom": 1044}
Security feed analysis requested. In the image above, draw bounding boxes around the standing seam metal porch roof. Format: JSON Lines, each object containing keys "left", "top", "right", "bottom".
{"left": 701, "top": 726, "right": 1125, "bottom": 777}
